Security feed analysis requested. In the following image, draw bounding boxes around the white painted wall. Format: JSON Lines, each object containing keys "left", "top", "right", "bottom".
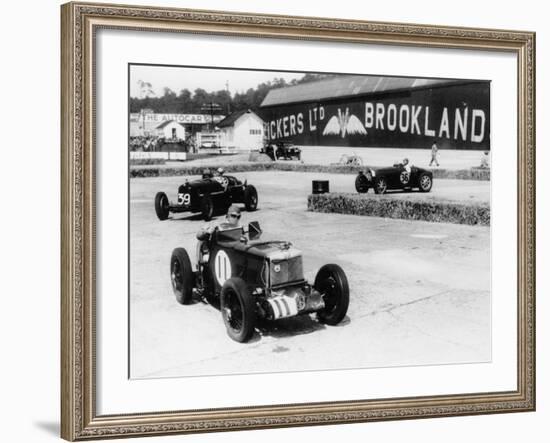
{"left": 155, "top": 120, "right": 186, "bottom": 139}
{"left": 220, "top": 112, "right": 264, "bottom": 150}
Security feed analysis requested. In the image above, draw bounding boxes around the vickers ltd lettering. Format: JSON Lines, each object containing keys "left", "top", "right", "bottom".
{"left": 364, "top": 103, "right": 486, "bottom": 143}
{"left": 266, "top": 106, "right": 327, "bottom": 140}
{"left": 266, "top": 113, "right": 305, "bottom": 140}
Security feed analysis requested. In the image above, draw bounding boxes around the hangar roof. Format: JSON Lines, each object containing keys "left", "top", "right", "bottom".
{"left": 260, "top": 75, "right": 472, "bottom": 107}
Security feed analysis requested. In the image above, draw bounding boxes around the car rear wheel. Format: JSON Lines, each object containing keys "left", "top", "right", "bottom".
{"left": 154, "top": 192, "right": 170, "bottom": 220}
{"left": 244, "top": 185, "right": 258, "bottom": 211}
{"left": 374, "top": 177, "right": 388, "bottom": 194}
{"left": 355, "top": 173, "right": 370, "bottom": 193}
{"left": 221, "top": 277, "right": 256, "bottom": 342}
{"left": 170, "top": 248, "right": 194, "bottom": 304}
{"left": 201, "top": 195, "right": 214, "bottom": 221}
{"left": 314, "top": 264, "right": 349, "bottom": 325}
{"left": 419, "top": 173, "right": 433, "bottom": 192}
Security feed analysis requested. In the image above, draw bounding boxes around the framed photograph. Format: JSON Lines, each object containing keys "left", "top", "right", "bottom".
{"left": 61, "top": 1, "right": 536, "bottom": 440}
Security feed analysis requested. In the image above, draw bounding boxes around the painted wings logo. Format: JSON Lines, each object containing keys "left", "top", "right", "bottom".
{"left": 322, "top": 108, "right": 367, "bottom": 138}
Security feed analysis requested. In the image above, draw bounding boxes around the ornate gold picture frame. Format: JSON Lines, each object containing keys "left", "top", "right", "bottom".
{"left": 61, "top": 1, "right": 535, "bottom": 440}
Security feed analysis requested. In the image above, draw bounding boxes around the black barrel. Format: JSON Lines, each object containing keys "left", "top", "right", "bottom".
{"left": 312, "top": 180, "right": 329, "bottom": 194}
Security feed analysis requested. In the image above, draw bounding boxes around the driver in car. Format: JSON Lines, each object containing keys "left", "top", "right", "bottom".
{"left": 196, "top": 204, "right": 241, "bottom": 238}
{"left": 400, "top": 158, "right": 412, "bottom": 185}
{"left": 196, "top": 204, "right": 243, "bottom": 264}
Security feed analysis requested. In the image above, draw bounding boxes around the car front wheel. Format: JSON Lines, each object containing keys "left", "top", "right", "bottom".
{"left": 201, "top": 195, "right": 214, "bottom": 221}
{"left": 314, "top": 264, "right": 349, "bottom": 325}
{"left": 221, "top": 277, "right": 256, "bottom": 342}
{"left": 244, "top": 185, "right": 258, "bottom": 211}
{"left": 419, "top": 173, "right": 433, "bottom": 192}
{"left": 170, "top": 248, "right": 194, "bottom": 304}
{"left": 355, "top": 173, "right": 369, "bottom": 193}
{"left": 154, "top": 192, "right": 170, "bottom": 220}
{"left": 374, "top": 177, "right": 388, "bottom": 194}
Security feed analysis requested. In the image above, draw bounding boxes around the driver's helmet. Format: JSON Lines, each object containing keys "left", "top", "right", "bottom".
{"left": 403, "top": 158, "right": 409, "bottom": 165}
{"left": 217, "top": 167, "right": 225, "bottom": 176}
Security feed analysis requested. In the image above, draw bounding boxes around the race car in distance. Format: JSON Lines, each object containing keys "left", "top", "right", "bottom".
{"left": 170, "top": 222, "right": 349, "bottom": 342}
{"left": 355, "top": 163, "right": 433, "bottom": 194}
{"left": 261, "top": 141, "right": 301, "bottom": 161}
{"left": 155, "top": 173, "right": 258, "bottom": 221}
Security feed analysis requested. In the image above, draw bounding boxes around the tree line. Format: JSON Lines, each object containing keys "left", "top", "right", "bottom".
{"left": 129, "top": 73, "right": 336, "bottom": 115}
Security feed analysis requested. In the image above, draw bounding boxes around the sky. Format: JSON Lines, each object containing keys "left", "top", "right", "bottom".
{"left": 130, "top": 65, "right": 303, "bottom": 98}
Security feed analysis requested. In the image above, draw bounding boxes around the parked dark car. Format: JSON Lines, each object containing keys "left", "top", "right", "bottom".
{"left": 355, "top": 163, "right": 433, "bottom": 194}
{"left": 261, "top": 141, "right": 301, "bottom": 161}
{"left": 155, "top": 173, "right": 258, "bottom": 221}
{"left": 170, "top": 222, "right": 349, "bottom": 342}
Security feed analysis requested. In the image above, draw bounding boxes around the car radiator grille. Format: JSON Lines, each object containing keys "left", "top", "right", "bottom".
{"left": 270, "top": 257, "right": 304, "bottom": 287}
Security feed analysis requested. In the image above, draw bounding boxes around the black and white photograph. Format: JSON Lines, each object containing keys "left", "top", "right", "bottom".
{"left": 128, "top": 64, "right": 491, "bottom": 379}
{"left": 2, "top": 0, "right": 545, "bottom": 440}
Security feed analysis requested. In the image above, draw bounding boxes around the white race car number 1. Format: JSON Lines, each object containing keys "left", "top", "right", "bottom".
{"left": 177, "top": 193, "right": 191, "bottom": 205}
{"left": 214, "top": 250, "right": 232, "bottom": 286}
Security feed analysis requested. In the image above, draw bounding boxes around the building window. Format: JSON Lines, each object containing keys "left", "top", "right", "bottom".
{"left": 250, "top": 129, "right": 262, "bottom": 135}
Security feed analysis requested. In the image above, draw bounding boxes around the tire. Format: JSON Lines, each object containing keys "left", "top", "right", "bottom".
{"left": 314, "top": 264, "right": 349, "bottom": 326}
{"left": 220, "top": 277, "right": 256, "bottom": 342}
{"left": 170, "top": 248, "right": 194, "bottom": 305}
{"left": 219, "top": 199, "right": 232, "bottom": 217}
{"left": 201, "top": 195, "right": 214, "bottom": 221}
{"left": 419, "top": 173, "right": 433, "bottom": 192}
{"left": 373, "top": 177, "right": 388, "bottom": 194}
{"left": 154, "top": 192, "right": 170, "bottom": 220}
{"left": 355, "top": 174, "right": 369, "bottom": 193}
{"left": 244, "top": 185, "right": 258, "bottom": 211}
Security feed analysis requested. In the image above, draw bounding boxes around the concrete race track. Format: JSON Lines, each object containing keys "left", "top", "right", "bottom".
{"left": 129, "top": 171, "right": 491, "bottom": 379}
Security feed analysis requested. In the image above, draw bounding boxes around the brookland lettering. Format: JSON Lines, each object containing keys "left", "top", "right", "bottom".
{"left": 364, "top": 103, "right": 486, "bottom": 143}
{"left": 264, "top": 102, "right": 486, "bottom": 144}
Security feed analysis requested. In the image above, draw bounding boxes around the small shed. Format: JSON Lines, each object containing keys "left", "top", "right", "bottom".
{"left": 155, "top": 120, "right": 186, "bottom": 140}
{"left": 217, "top": 110, "right": 264, "bottom": 151}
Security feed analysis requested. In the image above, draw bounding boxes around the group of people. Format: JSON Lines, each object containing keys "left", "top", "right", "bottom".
{"left": 129, "top": 136, "right": 164, "bottom": 152}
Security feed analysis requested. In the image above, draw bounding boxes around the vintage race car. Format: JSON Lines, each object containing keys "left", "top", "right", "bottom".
{"left": 155, "top": 174, "right": 258, "bottom": 221}
{"left": 261, "top": 141, "right": 301, "bottom": 161}
{"left": 170, "top": 222, "right": 349, "bottom": 342}
{"left": 355, "top": 163, "right": 433, "bottom": 194}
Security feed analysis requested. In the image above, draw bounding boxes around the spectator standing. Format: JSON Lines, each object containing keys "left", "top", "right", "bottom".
{"left": 429, "top": 139, "right": 440, "bottom": 167}
{"left": 480, "top": 151, "right": 490, "bottom": 168}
